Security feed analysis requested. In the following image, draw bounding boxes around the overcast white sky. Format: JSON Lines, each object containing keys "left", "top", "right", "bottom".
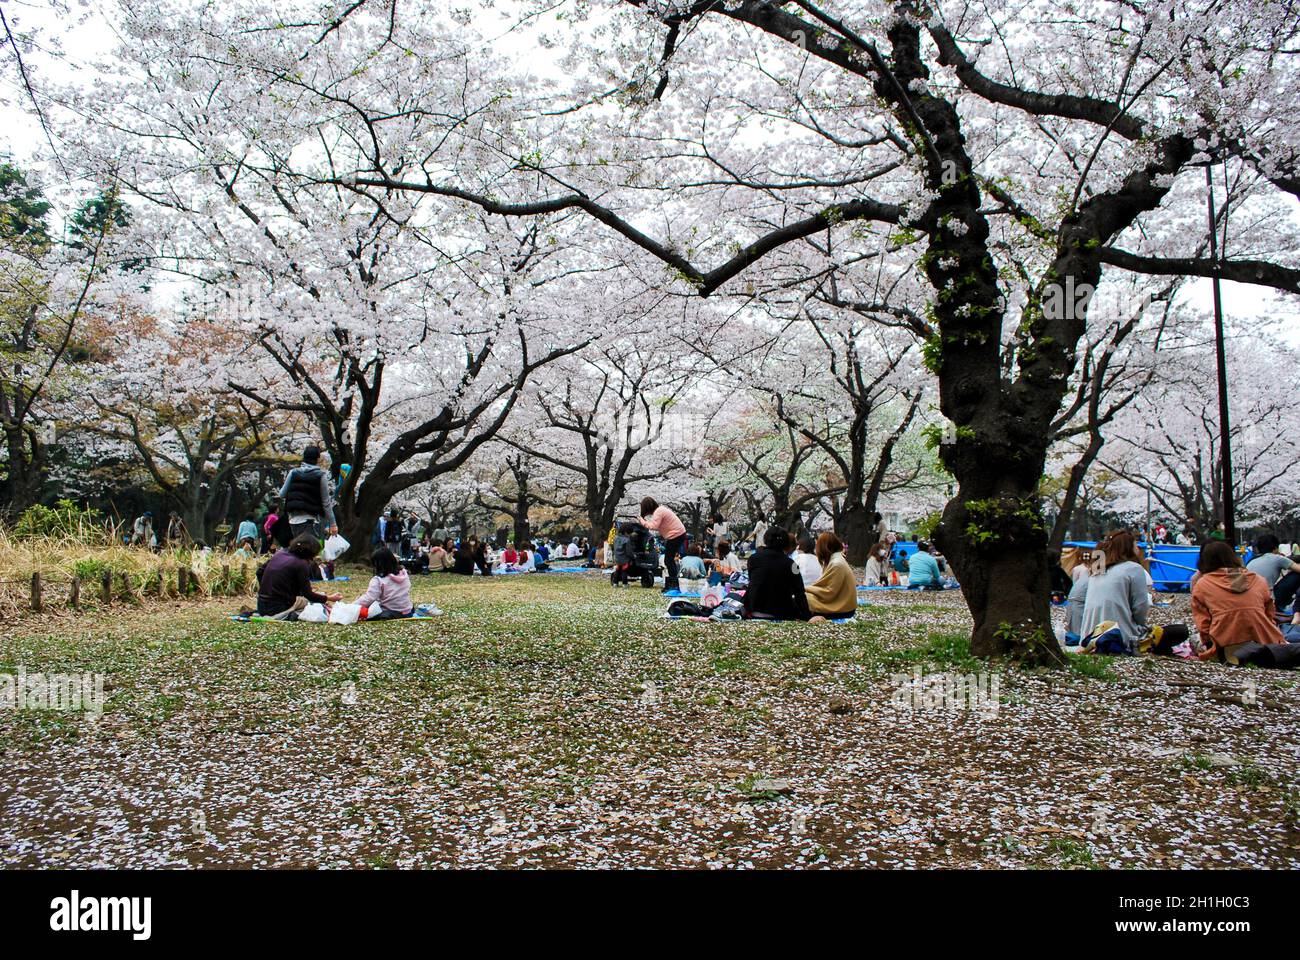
{"left": 2, "top": 0, "right": 1292, "bottom": 337}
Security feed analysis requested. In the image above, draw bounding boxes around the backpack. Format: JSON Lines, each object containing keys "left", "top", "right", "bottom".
{"left": 667, "top": 600, "right": 709, "bottom": 618}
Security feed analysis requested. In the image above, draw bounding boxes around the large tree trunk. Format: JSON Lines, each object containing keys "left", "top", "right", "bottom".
{"left": 935, "top": 451, "right": 1065, "bottom": 665}
{"left": 835, "top": 502, "right": 874, "bottom": 566}
{"left": 341, "top": 498, "right": 383, "bottom": 560}
{"left": 939, "top": 490, "right": 1058, "bottom": 662}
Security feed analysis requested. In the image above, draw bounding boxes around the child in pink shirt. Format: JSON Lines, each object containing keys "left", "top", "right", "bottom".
{"left": 355, "top": 547, "right": 413, "bottom": 619}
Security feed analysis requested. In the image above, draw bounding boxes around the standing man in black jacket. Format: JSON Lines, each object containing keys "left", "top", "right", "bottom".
{"left": 742, "top": 527, "right": 813, "bottom": 621}
{"left": 278, "top": 444, "right": 338, "bottom": 545}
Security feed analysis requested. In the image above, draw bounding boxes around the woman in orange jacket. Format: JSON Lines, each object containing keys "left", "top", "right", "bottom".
{"left": 1191, "top": 540, "right": 1285, "bottom": 663}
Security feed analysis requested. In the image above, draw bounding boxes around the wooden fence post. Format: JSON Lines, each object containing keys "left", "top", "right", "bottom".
{"left": 178, "top": 565, "right": 188, "bottom": 596}
{"left": 156, "top": 570, "right": 164, "bottom": 597}
{"left": 101, "top": 570, "right": 113, "bottom": 604}
{"left": 221, "top": 564, "right": 231, "bottom": 596}
{"left": 69, "top": 576, "right": 80, "bottom": 610}
{"left": 119, "top": 572, "right": 132, "bottom": 602}
{"left": 30, "top": 572, "right": 42, "bottom": 613}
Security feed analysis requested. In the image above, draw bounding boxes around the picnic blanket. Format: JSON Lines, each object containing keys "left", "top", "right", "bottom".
{"left": 858, "top": 583, "right": 960, "bottom": 592}
{"left": 310, "top": 575, "right": 351, "bottom": 583}
{"left": 661, "top": 613, "right": 858, "bottom": 625}
{"left": 230, "top": 613, "right": 442, "bottom": 624}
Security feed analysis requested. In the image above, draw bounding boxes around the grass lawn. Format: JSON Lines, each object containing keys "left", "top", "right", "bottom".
{"left": 2, "top": 569, "right": 1298, "bottom": 868}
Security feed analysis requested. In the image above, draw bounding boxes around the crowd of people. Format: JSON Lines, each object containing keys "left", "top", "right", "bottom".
{"left": 1057, "top": 528, "right": 1300, "bottom": 668}
{"left": 118, "top": 441, "right": 1300, "bottom": 668}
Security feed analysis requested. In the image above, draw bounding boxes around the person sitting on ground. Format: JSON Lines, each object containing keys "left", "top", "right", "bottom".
{"left": 535, "top": 540, "right": 550, "bottom": 566}
{"left": 679, "top": 545, "right": 708, "bottom": 581}
{"left": 451, "top": 540, "right": 476, "bottom": 575}
{"left": 804, "top": 532, "right": 858, "bottom": 619}
{"left": 404, "top": 540, "right": 430, "bottom": 575}
{"left": 907, "top": 541, "right": 944, "bottom": 590}
{"left": 518, "top": 542, "right": 536, "bottom": 573}
{"left": 471, "top": 537, "right": 492, "bottom": 576}
{"left": 430, "top": 538, "right": 456, "bottom": 572}
{"left": 792, "top": 534, "right": 823, "bottom": 587}
{"left": 233, "top": 536, "right": 257, "bottom": 561}
{"left": 863, "top": 541, "right": 890, "bottom": 586}
{"left": 1193, "top": 540, "right": 1285, "bottom": 663}
{"left": 499, "top": 542, "right": 520, "bottom": 571}
{"left": 932, "top": 544, "right": 949, "bottom": 575}
{"left": 1245, "top": 533, "right": 1300, "bottom": 611}
{"left": 236, "top": 514, "right": 259, "bottom": 549}
{"left": 1079, "top": 530, "right": 1150, "bottom": 654}
{"left": 353, "top": 546, "right": 414, "bottom": 620}
{"left": 891, "top": 547, "right": 910, "bottom": 576}
{"left": 742, "top": 526, "right": 814, "bottom": 621}
{"left": 1065, "top": 569, "right": 1089, "bottom": 645}
{"left": 704, "top": 539, "right": 743, "bottom": 585}
{"left": 1280, "top": 609, "right": 1300, "bottom": 643}
{"left": 256, "top": 533, "right": 342, "bottom": 619}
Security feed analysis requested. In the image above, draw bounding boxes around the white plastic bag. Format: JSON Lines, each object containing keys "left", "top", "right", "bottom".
{"left": 299, "top": 603, "right": 329, "bottom": 623}
{"left": 699, "top": 584, "right": 725, "bottom": 608}
{"left": 323, "top": 533, "right": 350, "bottom": 561}
{"left": 329, "top": 602, "right": 362, "bottom": 625}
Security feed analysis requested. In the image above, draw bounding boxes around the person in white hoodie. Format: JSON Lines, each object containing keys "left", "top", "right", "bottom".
{"left": 863, "top": 541, "right": 891, "bottom": 586}
{"left": 792, "top": 534, "right": 823, "bottom": 586}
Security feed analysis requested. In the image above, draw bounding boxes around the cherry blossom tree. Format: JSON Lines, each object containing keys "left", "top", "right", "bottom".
{"left": 60, "top": 2, "right": 602, "bottom": 552}
{"left": 501, "top": 338, "right": 710, "bottom": 543}
{"left": 326, "top": 0, "right": 1300, "bottom": 660}
{"left": 18, "top": 0, "right": 1300, "bottom": 664}
{"left": 1101, "top": 328, "right": 1300, "bottom": 536}
{"left": 66, "top": 312, "right": 294, "bottom": 540}
{"left": 0, "top": 169, "right": 133, "bottom": 515}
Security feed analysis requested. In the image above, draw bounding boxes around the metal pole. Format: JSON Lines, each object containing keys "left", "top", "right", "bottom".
{"left": 1206, "top": 164, "right": 1235, "bottom": 545}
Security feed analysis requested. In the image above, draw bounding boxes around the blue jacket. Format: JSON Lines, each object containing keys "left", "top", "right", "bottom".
{"left": 908, "top": 551, "right": 943, "bottom": 587}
